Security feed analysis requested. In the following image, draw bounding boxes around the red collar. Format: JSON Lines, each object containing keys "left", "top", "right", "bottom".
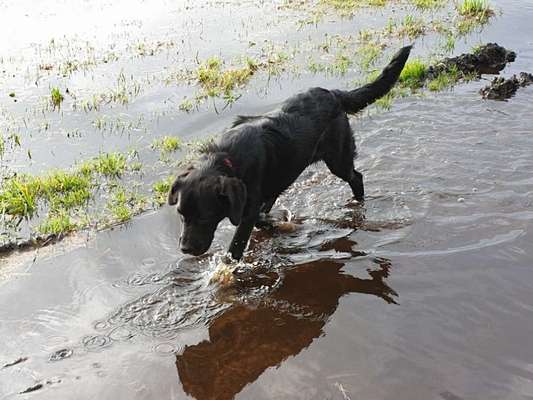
{"left": 223, "top": 157, "right": 234, "bottom": 170}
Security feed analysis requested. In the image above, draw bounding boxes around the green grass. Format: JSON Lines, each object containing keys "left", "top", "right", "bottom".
{"left": 332, "top": 53, "right": 352, "bottom": 74}
{"left": 398, "top": 15, "right": 426, "bottom": 39}
{"left": 308, "top": 60, "right": 327, "bottom": 73}
{"left": 108, "top": 189, "right": 133, "bottom": 222}
{"left": 375, "top": 91, "right": 395, "bottom": 110}
{"left": 43, "top": 171, "right": 90, "bottom": 194}
{"left": 399, "top": 59, "right": 428, "bottom": 89}
{"left": 357, "top": 42, "right": 383, "bottom": 70}
{"left": 0, "top": 150, "right": 139, "bottom": 221}
{"left": 410, "top": 0, "right": 445, "bottom": 10}
{"left": 42, "top": 171, "right": 92, "bottom": 210}
{"left": 1, "top": 149, "right": 152, "bottom": 248}
{"left": 152, "top": 136, "right": 182, "bottom": 153}
{"left": 458, "top": 0, "right": 493, "bottom": 20}
{"left": 179, "top": 98, "right": 194, "bottom": 112}
{"left": 106, "top": 188, "right": 146, "bottom": 223}
{"left": 0, "top": 176, "right": 40, "bottom": 218}
{"left": 153, "top": 177, "right": 173, "bottom": 205}
{"left": 440, "top": 32, "right": 456, "bottom": 53}
{"left": 50, "top": 87, "right": 64, "bottom": 109}
{"left": 0, "top": 170, "right": 93, "bottom": 219}
{"left": 38, "top": 211, "right": 77, "bottom": 236}
{"left": 79, "top": 153, "right": 128, "bottom": 177}
{"left": 320, "top": 0, "right": 387, "bottom": 14}
{"left": 196, "top": 57, "right": 258, "bottom": 98}
{"left": 471, "top": 43, "right": 484, "bottom": 55}
{"left": 427, "top": 65, "right": 460, "bottom": 91}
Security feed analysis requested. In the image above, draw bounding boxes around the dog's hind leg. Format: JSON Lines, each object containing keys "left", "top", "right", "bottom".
{"left": 323, "top": 116, "right": 365, "bottom": 202}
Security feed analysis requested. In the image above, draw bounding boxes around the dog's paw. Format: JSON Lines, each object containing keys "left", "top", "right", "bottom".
{"left": 346, "top": 197, "right": 365, "bottom": 209}
{"left": 255, "top": 219, "right": 275, "bottom": 231}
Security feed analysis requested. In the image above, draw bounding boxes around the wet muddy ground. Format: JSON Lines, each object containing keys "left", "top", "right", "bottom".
{"left": 2, "top": 0, "right": 533, "bottom": 399}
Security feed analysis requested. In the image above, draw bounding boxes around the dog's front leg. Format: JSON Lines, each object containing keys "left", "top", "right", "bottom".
{"left": 229, "top": 219, "right": 257, "bottom": 260}
{"left": 228, "top": 198, "right": 261, "bottom": 260}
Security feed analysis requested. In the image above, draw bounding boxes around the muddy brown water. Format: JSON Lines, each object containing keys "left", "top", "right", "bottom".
{"left": 2, "top": 0, "right": 533, "bottom": 399}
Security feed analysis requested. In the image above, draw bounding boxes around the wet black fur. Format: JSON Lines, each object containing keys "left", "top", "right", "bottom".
{"left": 168, "top": 46, "right": 412, "bottom": 260}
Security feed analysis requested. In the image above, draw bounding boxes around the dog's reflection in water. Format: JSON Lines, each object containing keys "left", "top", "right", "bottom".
{"left": 176, "top": 257, "right": 397, "bottom": 400}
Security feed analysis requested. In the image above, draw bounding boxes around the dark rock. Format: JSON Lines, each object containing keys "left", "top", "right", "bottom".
{"left": 429, "top": 43, "right": 516, "bottom": 78}
{"left": 480, "top": 72, "right": 533, "bottom": 100}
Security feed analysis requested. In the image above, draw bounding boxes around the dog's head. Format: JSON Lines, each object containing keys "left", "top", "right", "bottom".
{"left": 168, "top": 166, "right": 247, "bottom": 256}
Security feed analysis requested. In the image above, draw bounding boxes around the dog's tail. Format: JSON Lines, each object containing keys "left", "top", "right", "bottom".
{"left": 333, "top": 45, "right": 412, "bottom": 114}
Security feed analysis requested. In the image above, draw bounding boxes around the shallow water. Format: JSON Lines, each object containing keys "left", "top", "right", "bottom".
{"left": 2, "top": 0, "right": 533, "bottom": 399}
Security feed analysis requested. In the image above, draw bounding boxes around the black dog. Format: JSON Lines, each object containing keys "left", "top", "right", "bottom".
{"left": 168, "top": 46, "right": 412, "bottom": 260}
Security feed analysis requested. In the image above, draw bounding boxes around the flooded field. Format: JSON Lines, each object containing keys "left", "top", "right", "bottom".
{"left": 2, "top": 0, "right": 533, "bottom": 399}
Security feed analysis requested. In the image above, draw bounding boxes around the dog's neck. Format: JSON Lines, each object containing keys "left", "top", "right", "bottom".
{"left": 204, "top": 152, "right": 238, "bottom": 177}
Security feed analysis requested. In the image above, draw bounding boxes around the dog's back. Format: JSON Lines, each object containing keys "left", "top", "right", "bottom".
{"left": 214, "top": 45, "right": 412, "bottom": 199}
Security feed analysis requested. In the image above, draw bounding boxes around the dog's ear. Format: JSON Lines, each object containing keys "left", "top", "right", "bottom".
{"left": 218, "top": 177, "right": 247, "bottom": 226}
{"left": 168, "top": 166, "right": 194, "bottom": 205}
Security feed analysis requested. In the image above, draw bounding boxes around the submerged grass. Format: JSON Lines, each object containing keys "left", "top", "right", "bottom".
{"left": 458, "top": 0, "right": 493, "bottom": 20}
{"left": 197, "top": 57, "right": 258, "bottom": 99}
{"left": 50, "top": 87, "right": 64, "bottom": 109}
{"left": 153, "top": 176, "right": 174, "bottom": 206}
{"left": 152, "top": 136, "right": 182, "bottom": 153}
{"left": 320, "top": 0, "right": 387, "bottom": 14}
{"left": 0, "top": 170, "right": 93, "bottom": 219}
{"left": 398, "top": 15, "right": 426, "bottom": 39}
{"left": 427, "top": 65, "right": 460, "bottom": 91}
{"left": 456, "top": 0, "right": 494, "bottom": 34}
{"left": 37, "top": 211, "right": 77, "bottom": 236}
{"left": 357, "top": 42, "right": 384, "bottom": 70}
{"left": 79, "top": 153, "right": 128, "bottom": 177}
{"left": 410, "top": 0, "right": 445, "bottom": 10}
{"left": 106, "top": 188, "right": 147, "bottom": 223}
{"left": 0, "top": 176, "right": 40, "bottom": 218}
{"left": 0, "top": 151, "right": 136, "bottom": 221}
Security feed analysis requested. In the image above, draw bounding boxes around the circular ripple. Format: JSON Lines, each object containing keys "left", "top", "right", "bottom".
{"left": 82, "top": 335, "right": 112, "bottom": 351}
{"left": 108, "top": 326, "right": 135, "bottom": 341}
{"left": 93, "top": 320, "right": 110, "bottom": 331}
{"left": 152, "top": 342, "right": 177, "bottom": 355}
{"left": 141, "top": 258, "right": 157, "bottom": 268}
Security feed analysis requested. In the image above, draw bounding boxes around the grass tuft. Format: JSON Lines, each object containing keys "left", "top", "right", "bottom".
{"left": 152, "top": 136, "right": 182, "bottom": 153}
{"left": 398, "top": 15, "right": 426, "bottom": 39}
{"left": 427, "top": 65, "right": 460, "bottom": 91}
{"left": 197, "top": 57, "right": 258, "bottom": 99}
{"left": 153, "top": 177, "right": 174, "bottom": 206}
{"left": 399, "top": 59, "right": 428, "bottom": 89}
{"left": 82, "top": 153, "right": 128, "bottom": 177}
{"left": 38, "top": 211, "right": 77, "bottom": 236}
{"left": 0, "top": 176, "right": 40, "bottom": 218}
{"left": 410, "top": 0, "right": 445, "bottom": 10}
{"left": 320, "top": 0, "right": 387, "bottom": 15}
{"left": 50, "top": 87, "right": 64, "bottom": 109}
{"left": 106, "top": 188, "right": 146, "bottom": 223}
{"left": 458, "top": 0, "right": 493, "bottom": 20}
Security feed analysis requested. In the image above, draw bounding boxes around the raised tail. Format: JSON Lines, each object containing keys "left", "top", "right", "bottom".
{"left": 332, "top": 45, "right": 412, "bottom": 114}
